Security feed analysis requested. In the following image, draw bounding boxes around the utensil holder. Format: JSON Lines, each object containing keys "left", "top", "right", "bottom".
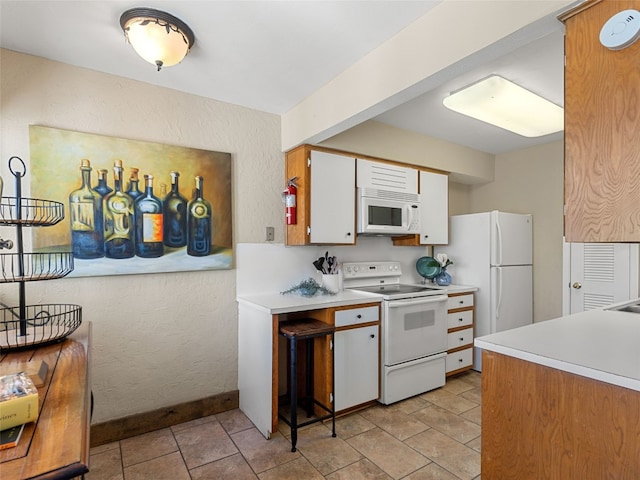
{"left": 321, "top": 274, "right": 341, "bottom": 292}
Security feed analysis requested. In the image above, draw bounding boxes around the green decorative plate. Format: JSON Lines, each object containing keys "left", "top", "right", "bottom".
{"left": 416, "top": 256, "right": 441, "bottom": 280}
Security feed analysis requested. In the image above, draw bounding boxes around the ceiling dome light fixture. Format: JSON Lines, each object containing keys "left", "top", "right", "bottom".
{"left": 120, "top": 8, "right": 195, "bottom": 71}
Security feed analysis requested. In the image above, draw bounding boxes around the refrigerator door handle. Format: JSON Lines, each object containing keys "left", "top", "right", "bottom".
{"left": 495, "top": 215, "right": 503, "bottom": 266}
{"left": 495, "top": 267, "right": 502, "bottom": 321}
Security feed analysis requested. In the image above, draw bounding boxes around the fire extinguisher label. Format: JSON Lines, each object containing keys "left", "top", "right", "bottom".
{"left": 284, "top": 194, "right": 296, "bottom": 207}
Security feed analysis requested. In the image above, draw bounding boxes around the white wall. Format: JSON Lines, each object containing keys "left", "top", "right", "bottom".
{"left": 469, "top": 140, "right": 565, "bottom": 322}
{"left": 0, "top": 49, "right": 283, "bottom": 423}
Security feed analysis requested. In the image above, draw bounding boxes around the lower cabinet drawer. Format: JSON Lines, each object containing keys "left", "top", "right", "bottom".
{"left": 446, "top": 348, "right": 473, "bottom": 373}
{"left": 447, "top": 309, "right": 473, "bottom": 329}
{"left": 447, "top": 327, "right": 473, "bottom": 350}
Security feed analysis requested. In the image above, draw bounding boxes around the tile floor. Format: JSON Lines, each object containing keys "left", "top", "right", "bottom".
{"left": 86, "top": 371, "right": 482, "bottom": 480}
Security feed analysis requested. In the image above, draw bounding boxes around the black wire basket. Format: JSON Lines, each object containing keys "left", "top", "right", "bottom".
{"left": 0, "top": 303, "right": 82, "bottom": 351}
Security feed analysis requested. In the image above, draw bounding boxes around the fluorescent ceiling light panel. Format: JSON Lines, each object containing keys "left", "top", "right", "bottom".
{"left": 442, "top": 75, "right": 564, "bottom": 137}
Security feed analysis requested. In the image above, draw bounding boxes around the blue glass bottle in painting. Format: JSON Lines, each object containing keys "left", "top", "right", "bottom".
{"left": 135, "top": 174, "right": 164, "bottom": 258}
{"left": 94, "top": 169, "right": 113, "bottom": 197}
{"left": 68, "top": 158, "right": 104, "bottom": 258}
{"left": 126, "top": 167, "right": 143, "bottom": 201}
{"left": 103, "top": 160, "right": 135, "bottom": 259}
{"left": 187, "top": 176, "right": 212, "bottom": 257}
{"left": 163, "top": 171, "right": 187, "bottom": 248}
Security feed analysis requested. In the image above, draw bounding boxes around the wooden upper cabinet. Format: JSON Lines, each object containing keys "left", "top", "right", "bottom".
{"left": 563, "top": 0, "right": 640, "bottom": 242}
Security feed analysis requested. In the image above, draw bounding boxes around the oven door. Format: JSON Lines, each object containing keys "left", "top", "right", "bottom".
{"left": 383, "top": 294, "right": 447, "bottom": 365}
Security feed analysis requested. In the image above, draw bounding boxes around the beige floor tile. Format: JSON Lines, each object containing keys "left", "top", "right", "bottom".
{"left": 258, "top": 456, "right": 324, "bottom": 480}
{"left": 441, "top": 376, "right": 476, "bottom": 395}
{"left": 325, "top": 458, "right": 392, "bottom": 480}
{"left": 171, "top": 414, "right": 218, "bottom": 433}
{"left": 90, "top": 441, "right": 120, "bottom": 455}
{"left": 404, "top": 462, "right": 462, "bottom": 479}
{"left": 295, "top": 424, "right": 362, "bottom": 475}
{"left": 347, "top": 427, "right": 429, "bottom": 479}
{"left": 411, "top": 405, "right": 481, "bottom": 444}
{"left": 456, "top": 371, "right": 482, "bottom": 389}
{"left": 189, "top": 452, "right": 258, "bottom": 479}
{"left": 231, "top": 427, "right": 300, "bottom": 473}
{"left": 460, "top": 387, "right": 481, "bottom": 405}
{"left": 420, "top": 388, "right": 478, "bottom": 415}
{"left": 466, "top": 435, "right": 481, "bottom": 453}
{"left": 333, "top": 412, "right": 376, "bottom": 439}
{"left": 217, "top": 408, "right": 255, "bottom": 434}
{"left": 120, "top": 428, "right": 178, "bottom": 467}
{"left": 385, "top": 396, "right": 431, "bottom": 414}
{"left": 174, "top": 420, "right": 238, "bottom": 469}
{"left": 86, "top": 447, "right": 123, "bottom": 480}
{"left": 123, "top": 451, "right": 190, "bottom": 480}
{"left": 359, "top": 404, "right": 430, "bottom": 441}
{"left": 405, "top": 428, "right": 481, "bottom": 480}
{"left": 460, "top": 405, "right": 481, "bottom": 426}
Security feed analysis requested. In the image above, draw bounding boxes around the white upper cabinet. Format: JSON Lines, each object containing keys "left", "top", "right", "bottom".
{"left": 309, "top": 150, "right": 356, "bottom": 244}
{"left": 418, "top": 170, "right": 448, "bottom": 245}
{"left": 356, "top": 159, "right": 418, "bottom": 194}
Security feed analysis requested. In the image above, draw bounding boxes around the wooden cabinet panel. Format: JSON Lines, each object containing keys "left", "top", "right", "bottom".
{"left": 482, "top": 350, "right": 640, "bottom": 479}
{"left": 563, "top": 0, "right": 640, "bottom": 242}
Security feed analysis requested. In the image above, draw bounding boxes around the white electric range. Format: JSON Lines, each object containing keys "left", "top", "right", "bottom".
{"left": 343, "top": 261, "right": 448, "bottom": 404}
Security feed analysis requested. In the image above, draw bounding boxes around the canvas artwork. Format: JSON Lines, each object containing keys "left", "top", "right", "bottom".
{"left": 27, "top": 125, "right": 233, "bottom": 277}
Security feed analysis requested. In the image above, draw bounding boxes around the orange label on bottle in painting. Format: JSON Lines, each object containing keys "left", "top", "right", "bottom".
{"left": 142, "top": 213, "right": 163, "bottom": 242}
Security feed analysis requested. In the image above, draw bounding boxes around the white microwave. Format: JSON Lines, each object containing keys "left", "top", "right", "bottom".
{"left": 357, "top": 188, "right": 420, "bottom": 235}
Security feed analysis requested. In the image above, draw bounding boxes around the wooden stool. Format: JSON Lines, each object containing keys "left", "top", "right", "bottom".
{"left": 278, "top": 318, "right": 336, "bottom": 452}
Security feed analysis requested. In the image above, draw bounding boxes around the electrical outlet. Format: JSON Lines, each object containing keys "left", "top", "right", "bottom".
{"left": 266, "top": 226, "right": 275, "bottom": 242}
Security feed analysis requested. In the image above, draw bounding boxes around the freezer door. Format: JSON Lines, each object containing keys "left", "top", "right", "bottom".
{"left": 490, "top": 211, "right": 532, "bottom": 266}
{"left": 490, "top": 265, "right": 533, "bottom": 333}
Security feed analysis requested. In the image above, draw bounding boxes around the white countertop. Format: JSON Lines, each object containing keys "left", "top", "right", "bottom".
{"left": 237, "top": 289, "right": 382, "bottom": 314}
{"left": 475, "top": 309, "right": 640, "bottom": 392}
{"left": 237, "top": 284, "right": 477, "bottom": 314}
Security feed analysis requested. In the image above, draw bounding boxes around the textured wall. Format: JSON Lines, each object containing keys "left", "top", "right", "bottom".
{"left": 0, "top": 49, "right": 282, "bottom": 423}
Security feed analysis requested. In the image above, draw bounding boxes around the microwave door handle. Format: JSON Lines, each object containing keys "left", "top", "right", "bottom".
{"left": 404, "top": 204, "right": 416, "bottom": 231}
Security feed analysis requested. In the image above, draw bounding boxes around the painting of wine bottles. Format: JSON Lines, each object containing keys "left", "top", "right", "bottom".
{"left": 27, "top": 125, "right": 232, "bottom": 277}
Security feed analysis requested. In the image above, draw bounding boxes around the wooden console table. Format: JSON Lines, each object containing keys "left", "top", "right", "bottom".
{"left": 1, "top": 322, "right": 92, "bottom": 479}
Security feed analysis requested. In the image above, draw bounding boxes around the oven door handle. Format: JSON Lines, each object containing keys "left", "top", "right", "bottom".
{"left": 387, "top": 295, "right": 447, "bottom": 308}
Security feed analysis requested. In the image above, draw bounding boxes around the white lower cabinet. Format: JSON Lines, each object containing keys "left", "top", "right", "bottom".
{"left": 334, "top": 325, "right": 379, "bottom": 411}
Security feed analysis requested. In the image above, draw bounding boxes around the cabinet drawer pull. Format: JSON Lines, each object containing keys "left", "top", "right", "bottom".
{"left": 458, "top": 317, "right": 463, "bottom": 322}
{"left": 357, "top": 314, "right": 362, "bottom": 319}
{"left": 370, "top": 334, "right": 375, "bottom": 339}
{"left": 459, "top": 337, "right": 464, "bottom": 342}
{"left": 458, "top": 358, "right": 464, "bottom": 363}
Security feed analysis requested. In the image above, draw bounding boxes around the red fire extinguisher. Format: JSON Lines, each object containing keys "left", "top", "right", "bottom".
{"left": 282, "top": 177, "right": 298, "bottom": 225}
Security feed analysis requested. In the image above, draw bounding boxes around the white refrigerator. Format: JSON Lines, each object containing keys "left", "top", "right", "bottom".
{"left": 435, "top": 211, "right": 533, "bottom": 371}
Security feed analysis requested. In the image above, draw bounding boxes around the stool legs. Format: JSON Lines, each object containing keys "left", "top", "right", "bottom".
{"left": 278, "top": 320, "right": 336, "bottom": 453}
{"left": 289, "top": 334, "right": 298, "bottom": 452}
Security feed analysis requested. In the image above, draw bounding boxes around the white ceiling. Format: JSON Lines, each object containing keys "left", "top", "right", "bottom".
{"left": 0, "top": 0, "right": 568, "bottom": 155}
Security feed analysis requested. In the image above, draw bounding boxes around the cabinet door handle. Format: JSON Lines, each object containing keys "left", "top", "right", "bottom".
{"left": 370, "top": 334, "right": 375, "bottom": 339}
{"left": 347, "top": 232, "right": 352, "bottom": 236}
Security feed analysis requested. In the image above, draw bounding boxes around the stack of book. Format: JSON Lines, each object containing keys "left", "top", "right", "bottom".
{"left": 0, "top": 362, "right": 47, "bottom": 450}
